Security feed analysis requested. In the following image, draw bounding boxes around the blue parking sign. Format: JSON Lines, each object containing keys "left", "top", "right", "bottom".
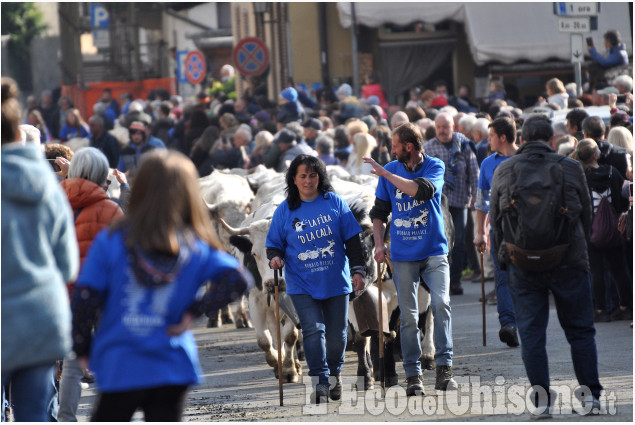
{"left": 90, "top": 4, "right": 109, "bottom": 28}
{"left": 176, "top": 51, "right": 189, "bottom": 83}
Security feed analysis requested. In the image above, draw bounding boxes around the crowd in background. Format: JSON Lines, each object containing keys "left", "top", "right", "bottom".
{"left": 14, "top": 46, "right": 635, "bottom": 321}
{"left": 27, "top": 58, "right": 632, "bottom": 318}
{"left": 2, "top": 27, "right": 633, "bottom": 421}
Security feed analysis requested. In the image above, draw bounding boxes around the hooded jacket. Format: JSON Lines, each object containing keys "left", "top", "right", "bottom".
{"left": 276, "top": 101, "right": 305, "bottom": 125}
{"left": 61, "top": 178, "right": 123, "bottom": 267}
{"left": 490, "top": 141, "right": 592, "bottom": 272}
{"left": 583, "top": 163, "right": 628, "bottom": 215}
{"left": 1, "top": 143, "right": 79, "bottom": 372}
{"left": 596, "top": 139, "right": 628, "bottom": 179}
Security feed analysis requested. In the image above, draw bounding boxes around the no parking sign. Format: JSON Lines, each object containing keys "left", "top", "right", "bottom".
{"left": 233, "top": 38, "right": 269, "bottom": 77}
{"left": 184, "top": 51, "right": 207, "bottom": 85}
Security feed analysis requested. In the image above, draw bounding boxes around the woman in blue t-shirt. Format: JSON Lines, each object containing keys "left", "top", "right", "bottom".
{"left": 59, "top": 108, "right": 90, "bottom": 142}
{"left": 266, "top": 155, "right": 366, "bottom": 404}
{"left": 71, "top": 150, "right": 253, "bottom": 421}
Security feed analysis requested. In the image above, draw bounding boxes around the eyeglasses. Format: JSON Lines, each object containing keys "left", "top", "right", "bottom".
{"left": 129, "top": 129, "right": 144, "bottom": 135}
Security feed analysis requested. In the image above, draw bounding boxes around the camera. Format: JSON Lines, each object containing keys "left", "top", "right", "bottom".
{"left": 47, "top": 158, "right": 61, "bottom": 172}
{"left": 585, "top": 37, "right": 593, "bottom": 47}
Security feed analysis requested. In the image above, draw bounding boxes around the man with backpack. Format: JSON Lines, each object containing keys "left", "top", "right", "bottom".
{"left": 490, "top": 115, "right": 603, "bottom": 418}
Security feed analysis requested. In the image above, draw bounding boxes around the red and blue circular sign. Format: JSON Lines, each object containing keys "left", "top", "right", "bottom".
{"left": 233, "top": 38, "right": 269, "bottom": 77}
{"left": 185, "top": 51, "right": 207, "bottom": 85}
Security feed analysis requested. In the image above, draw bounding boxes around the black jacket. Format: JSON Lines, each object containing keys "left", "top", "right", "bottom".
{"left": 91, "top": 132, "right": 120, "bottom": 169}
{"left": 490, "top": 141, "right": 592, "bottom": 272}
{"left": 151, "top": 117, "right": 175, "bottom": 148}
{"left": 596, "top": 139, "right": 628, "bottom": 179}
{"left": 584, "top": 164, "right": 628, "bottom": 214}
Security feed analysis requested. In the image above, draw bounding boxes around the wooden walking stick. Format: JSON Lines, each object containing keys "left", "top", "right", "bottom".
{"left": 274, "top": 268, "right": 284, "bottom": 406}
{"left": 479, "top": 247, "right": 487, "bottom": 346}
{"left": 377, "top": 261, "right": 385, "bottom": 391}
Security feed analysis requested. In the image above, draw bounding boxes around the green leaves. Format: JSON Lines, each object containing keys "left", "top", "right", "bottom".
{"left": 1, "top": 3, "right": 48, "bottom": 48}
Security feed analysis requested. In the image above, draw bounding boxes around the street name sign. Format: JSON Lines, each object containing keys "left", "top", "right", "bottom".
{"left": 558, "top": 17, "right": 591, "bottom": 33}
{"left": 554, "top": 2, "right": 599, "bottom": 16}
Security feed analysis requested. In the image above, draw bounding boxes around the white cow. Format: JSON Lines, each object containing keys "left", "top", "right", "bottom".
{"left": 221, "top": 198, "right": 302, "bottom": 383}
{"left": 200, "top": 171, "right": 254, "bottom": 328}
{"left": 245, "top": 164, "right": 282, "bottom": 190}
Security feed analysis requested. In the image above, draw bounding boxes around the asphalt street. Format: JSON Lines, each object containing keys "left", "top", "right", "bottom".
{"left": 76, "top": 275, "right": 633, "bottom": 422}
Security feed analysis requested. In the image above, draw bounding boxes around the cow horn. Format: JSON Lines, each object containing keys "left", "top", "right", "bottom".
{"left": 219, "top": 218, "right": 250, "bottom": 236}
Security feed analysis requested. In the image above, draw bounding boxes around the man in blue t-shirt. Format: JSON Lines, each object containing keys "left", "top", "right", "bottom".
{"left": 364, "top": 122, "right": 456, "bottom": 397}
{"left": 473, "top": 116, "right": 519, "bottom": 348}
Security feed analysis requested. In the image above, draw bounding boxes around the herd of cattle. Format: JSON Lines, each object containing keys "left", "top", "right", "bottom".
{"left": 197, "top": 164, "right": 453, "bottom": 390}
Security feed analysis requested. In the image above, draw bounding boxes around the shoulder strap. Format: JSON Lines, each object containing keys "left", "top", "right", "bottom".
{"left": 74, "top": 207, "right": 85, "bottom": 222}
{"left": 555, "top": 156, "right": 568, "bottom": 213}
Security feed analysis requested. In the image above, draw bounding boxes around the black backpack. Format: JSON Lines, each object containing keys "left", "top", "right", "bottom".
{"left": 590, "top": 171, "right": 623, "bottom": 249}
{"left": 501, "top": 153, "right": 570, "bottom": 272}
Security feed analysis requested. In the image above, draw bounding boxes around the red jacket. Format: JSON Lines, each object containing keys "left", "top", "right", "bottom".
{"left": 61, "top": 178, "right": 123, "bottom": 292}
{"left": 361, "top": 83, "right": 389, "bottom": 110}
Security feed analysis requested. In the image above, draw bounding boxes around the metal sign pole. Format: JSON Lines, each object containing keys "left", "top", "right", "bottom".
{"left": 274, "top": 268, "right": 284, "bottom": 406}
{"left": 570, "top": 33, "right": 585, "bottom": 96}
{"left": 574, "top": 62, "right": 583, "bottom": 96}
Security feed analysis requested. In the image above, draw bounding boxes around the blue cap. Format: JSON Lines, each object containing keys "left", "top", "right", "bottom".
{"left": 337, "top": 83, "right": 352, "bottom": 98}
{"left": 280, "top": 87, "right": 298, "bottom": 103}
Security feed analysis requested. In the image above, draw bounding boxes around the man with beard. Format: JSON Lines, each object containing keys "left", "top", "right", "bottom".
{"left": 364, "top": 122, "right": 456, "bottom": 397}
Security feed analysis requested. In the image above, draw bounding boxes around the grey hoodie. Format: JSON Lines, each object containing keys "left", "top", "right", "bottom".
{"left": 1, "top": 143, "right": 79, "bottom": 372}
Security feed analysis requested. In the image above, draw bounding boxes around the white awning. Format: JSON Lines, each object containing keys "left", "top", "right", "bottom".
{"left": 337, "top": 2, "right": 632, "bottom": 65}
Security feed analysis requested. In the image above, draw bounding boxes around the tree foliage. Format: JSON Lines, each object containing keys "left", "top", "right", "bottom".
{"left": 1, "top": 3, "right": 48, "bottom": 89}
{"left": 1, "top": 2, "right": 48, "bottom": 48}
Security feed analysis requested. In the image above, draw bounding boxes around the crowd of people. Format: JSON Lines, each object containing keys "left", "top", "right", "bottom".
{"left": 1, "top": 29, "right": 632, "bottom": 419}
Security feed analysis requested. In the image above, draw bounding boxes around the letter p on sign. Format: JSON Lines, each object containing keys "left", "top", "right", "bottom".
{"left": 91, "top": 4, "right": 110, "bottom": 28}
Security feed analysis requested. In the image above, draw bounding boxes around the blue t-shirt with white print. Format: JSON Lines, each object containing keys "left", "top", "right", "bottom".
{"left": 375, "top": 156, "right": 448, "bottom": 262}
{"left": 266, "top": 192, "right": 362, "bottom": 299}
{"left": 76, "top": 228, "right": 243, "bottom": 392}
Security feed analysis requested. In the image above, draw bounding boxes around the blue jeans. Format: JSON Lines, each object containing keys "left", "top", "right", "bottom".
{"left": 449, "top": 207, "right": 467, "bottom": 283}
{"left": 490, "top": 233, "right": 516, "bottom": 328}
{"left": 507, "top": 265, "right": 603, "bottom": 400}
{"left": 290, "top": 293, "right": 349, "bottom": 385}
{"left": 1, "top": 363, "right": 56, "bottom": 422}
{"left": 392, "top": 255, "right": 453, "bottom": 378}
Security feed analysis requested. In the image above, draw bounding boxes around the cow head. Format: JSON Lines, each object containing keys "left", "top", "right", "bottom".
{"left": 222, "top": 218, "right": 286, "bottom": 293}
{"left": 206, "top": 200, "right": 251, "bottom": 253}
{"left": 228, "top": 235, "right": 263, "bottom": 291}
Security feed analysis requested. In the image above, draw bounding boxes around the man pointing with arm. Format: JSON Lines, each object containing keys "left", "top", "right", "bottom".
{"left": 363, "top": 122, "right": 456, "bottom": 397}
